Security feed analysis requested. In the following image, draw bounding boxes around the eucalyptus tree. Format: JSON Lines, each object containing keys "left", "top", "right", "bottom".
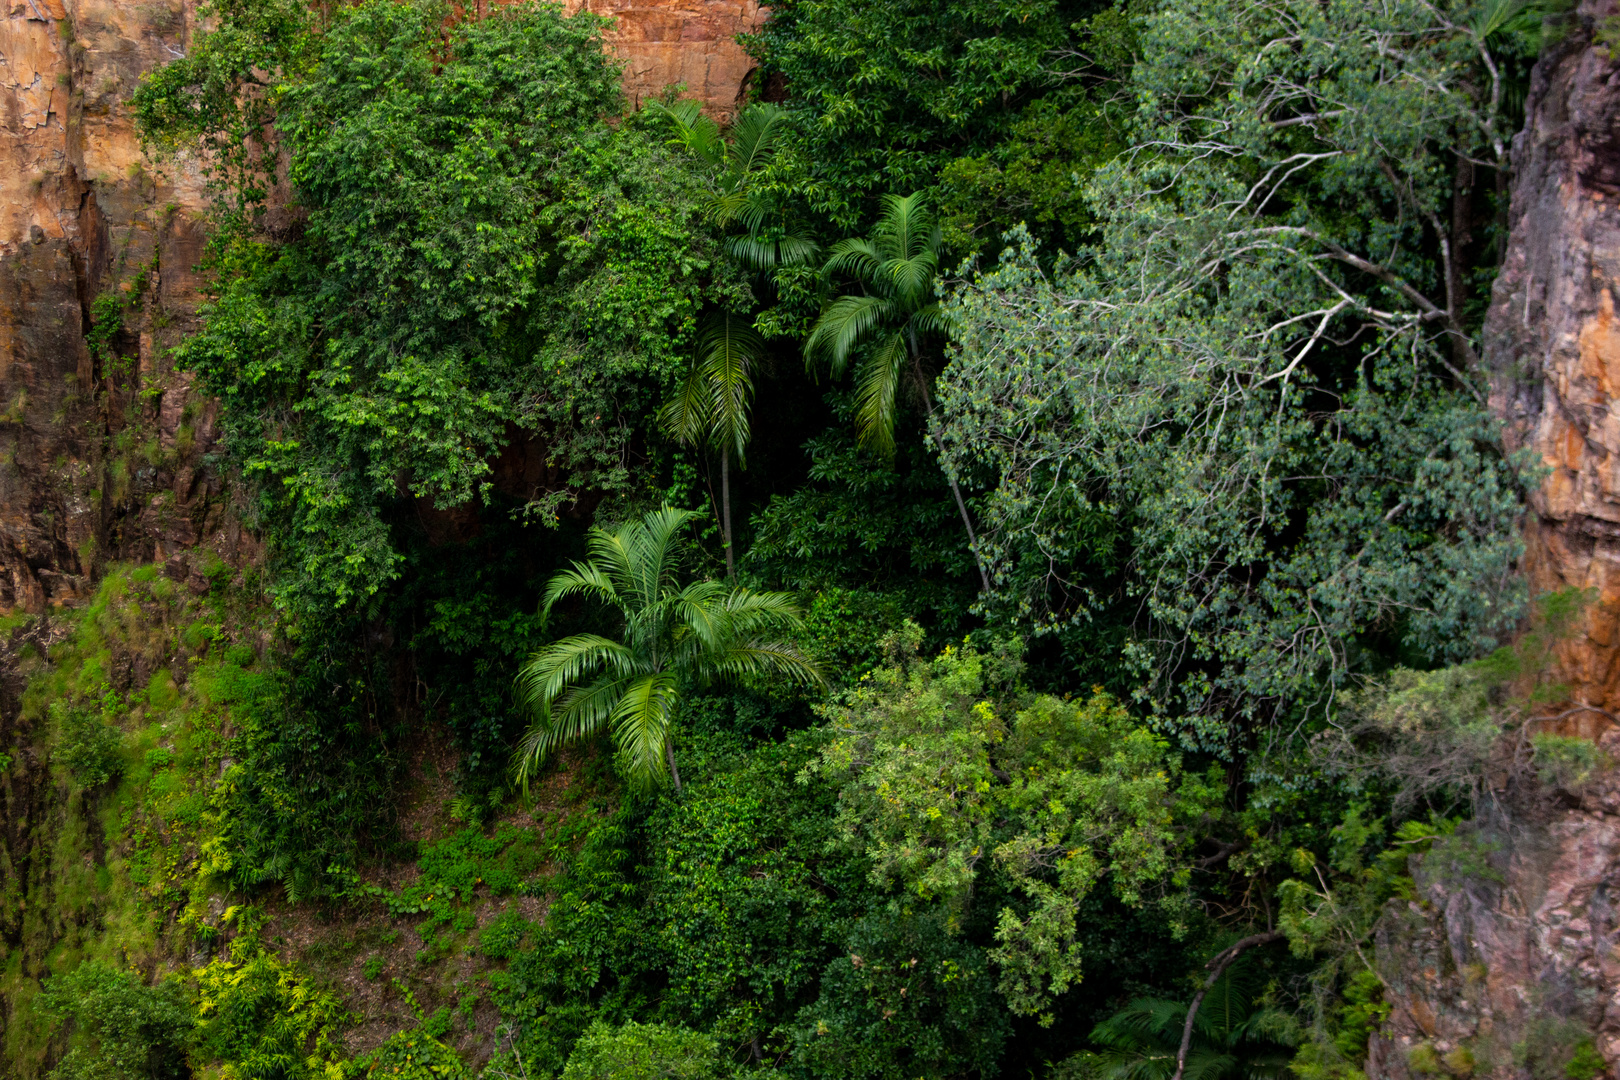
{"left": 805, "top": 192, "right": 991, "bottom": 592}
{"left": 935, "top": 0, "right": 1540, "bottom": 745}
{"left": 513, "top": 506, "right": 823, "bottom": 793}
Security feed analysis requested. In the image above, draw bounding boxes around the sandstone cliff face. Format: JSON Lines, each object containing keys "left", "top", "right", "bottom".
{"left": 1369, "top": 772, "right": 1620, "bottom": 1080}
{"left": 0, "top": 0, "right": 763, "bottom": 616}
{"left": 567, "top": 0, "right": 764, "bottom": 121}
{"left": 1489, "top": 0, "right": 1620, "bottom": 721}
{"left": 0, "top": 0, "right": 229, "bottom": 613}
{"left": 1370, "top": 5, "right": 1620, "bottom": 1078}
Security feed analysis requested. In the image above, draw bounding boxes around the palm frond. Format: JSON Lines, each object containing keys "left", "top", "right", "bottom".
{"left": 1092, "top": 998, "right": 1189, "bottom": 1049}
{"left": 874, "top": 192, "right": 935, "bottom": 261}
{"left": 659, "top": 364, "right": 715, "bottom": 450}
{"left": 820, "top": 237, "right": 885, "bottom": 287}
{"left": 609, "top": 671, "right": 679, "bottom": 788}
{"left": 775, "top": 233, "right": 820, "bottom": 268}
{"left": 661, "top": 312, "right": 762, "bottom": 465}
{"left": 696, "top": 312, "right": 763, "bottom": 465}
{"left": 724, "top": 230, "right": 818, "bottom": 271}
{"left": 883, "top": 245, "right": 941, "bottom": 309}
{"left": 645, "top": 98, "right": 723, "bottom": 166}
{"left": 909, "top": 302, "right": 947, "bottom": 338}
{"left": 538, "top": 561, "right": 620, "bottom": 624}
{"left": 854, "top": 332, "right": 908, "bottom": 458}
{"left": 671, "top": 579, "right": 735, "bottom": 653}
{"left": 1097, "top": 1052, "right": 1177, "bottom": 1080}
{"left": 1181, "top": 1052, "right": 1240, "bottom": 1080}
{"left": 726, "top": 102, "right": 789, "bottom": 181}
{"left": 514, "top": 634, "right": 637, "bottom": 717}
{"left": 1471, "top": 0, "right": 1534, "bottom": 41}
{"left": 709, "top": 188, "right": 750, "bottom": 228}
{"left": 804, "top": 294, "right": 898, "bottom": 376}
{"left": 715, "top": 589, "right": 807, "bottom": 640}
{"left": 695, "top": 639, "right": 825, "bottom": 689}
{"left": 511, "top": 672, "right": 632, "bottom": 787}
{"left": 584, "top": 524, "right": 645, "bottom": 609}
{"left": 515, "top": 506, "right": 816, "bottom": 792}
{"left": 631, "top": 505, "right": 698, "bottom": 607}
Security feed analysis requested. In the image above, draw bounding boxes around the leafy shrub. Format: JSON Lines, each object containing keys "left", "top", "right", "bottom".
{"left": 809, "top": 626, "right": 1217, "bottom": 1018}
{"left": 561, "top": 1020, "right": 722, "bottom": 1080}
{"left": 1516, "top": 1018, "right": 1607, "bottom": 1080}
{"left": 478, "top": 911, "right": 533, "bottom": 962}
{"left": 1531, "top": 734, "right": 1607, "bottom": 793}
{"left": 54, "top": 698, "right": 124, "bottom": 787}
{"left": 1566, "top": 1039, "right": 1604, "bottom": 1080}
{"left": 1333, "top": 969, "right": 1392, "bottom": 1062}
{"left": 788, "top": 911, "right": 1009, "bottom": 1080}
{"left": 193, "top": 916, "right": 348, "bottom": 1080}
{"left": 38, "top": 962, "right": 192, "bottom": 1080}
{"left": 352, "top": 1029, "right": 470, "bottom": 1079}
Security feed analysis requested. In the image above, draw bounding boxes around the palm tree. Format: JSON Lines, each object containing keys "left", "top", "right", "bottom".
{"left": 659, "top": 312, "right": 763, "bottom": 578}
{"left": 648, "top": 99, "right": 817, "bottom": 271}
{"left": 512, "top": 506, "right": 823, "bottom": 793}
{"left": 1083, "top": 971, "right": 1296, "bottom": 1080}
{"left": 650, "top": 99, "right": 814, "bottom": 577}
{"left": 803, "top": 192, "right": 990, "bottom": 592}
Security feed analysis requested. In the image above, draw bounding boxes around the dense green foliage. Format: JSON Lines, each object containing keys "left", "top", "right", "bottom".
{"left": 937, "top": 0, "right": 1538, "bottom": 743}
{"left": 13, "top": 0, "right": 1575, "bottom": 1077}
{"left": 38, "top": 964, "right": 192, "bottom": 1080}
{"left": 139, "top": 0, "right": 735, "bottom": 614}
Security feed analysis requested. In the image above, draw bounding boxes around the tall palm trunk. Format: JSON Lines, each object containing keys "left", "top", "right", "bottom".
{"left": 721, "top": 453, "right": 735, "bottom": 579}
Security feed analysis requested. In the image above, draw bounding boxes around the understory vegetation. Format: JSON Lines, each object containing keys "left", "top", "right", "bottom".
{"left": 1, "top": 0, "right": 1598, "bottom": 1078}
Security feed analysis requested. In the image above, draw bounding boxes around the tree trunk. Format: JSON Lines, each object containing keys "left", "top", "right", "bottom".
{"left": 665, "top": 737, "right": 683, "bottom": 795}
{"left": 721, "top": 452, "right": 735, "bottom": 579}
{"left": 935, "top": 429, "right": 992, "bottom": 596}
{"left": 1170, "top": 931, "right": 1285, "bottom": 1080}
{"left": 913, "top": 351, "right": 992, "bottom": 596}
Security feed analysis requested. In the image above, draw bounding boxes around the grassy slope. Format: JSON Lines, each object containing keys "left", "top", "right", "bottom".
{"left": 0, "top": 563, "right": 602, "bottom": 1077}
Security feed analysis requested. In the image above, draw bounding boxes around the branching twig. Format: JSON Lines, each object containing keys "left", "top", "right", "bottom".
{"left": 1170, "top": 931, "right": 1286, "bottom": 1080}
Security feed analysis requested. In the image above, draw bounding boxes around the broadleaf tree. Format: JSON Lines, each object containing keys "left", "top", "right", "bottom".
{"left": 934, "top": 0, "right": 1538, "bottom": 750}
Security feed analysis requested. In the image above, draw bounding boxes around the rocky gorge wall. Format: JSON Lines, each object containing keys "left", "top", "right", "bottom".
{"left": 1370, "top": 3, "right": 1620, "bottom": 1078}
{"left": 0, "top": 0, "right": 762, "bottom": 616}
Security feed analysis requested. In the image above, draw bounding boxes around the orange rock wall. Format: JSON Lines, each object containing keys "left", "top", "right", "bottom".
{"left": 1368, "top": 8, "right": 1620, "bottom": 1079}
{"left": 1487, "top": 0, "right": 1620, "bottom": 721}
{"left": 0, "top": 0, "right": 764, "bottom": 611}
{"left": 568, "top": 0, "right": 763, "bottom": 121}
